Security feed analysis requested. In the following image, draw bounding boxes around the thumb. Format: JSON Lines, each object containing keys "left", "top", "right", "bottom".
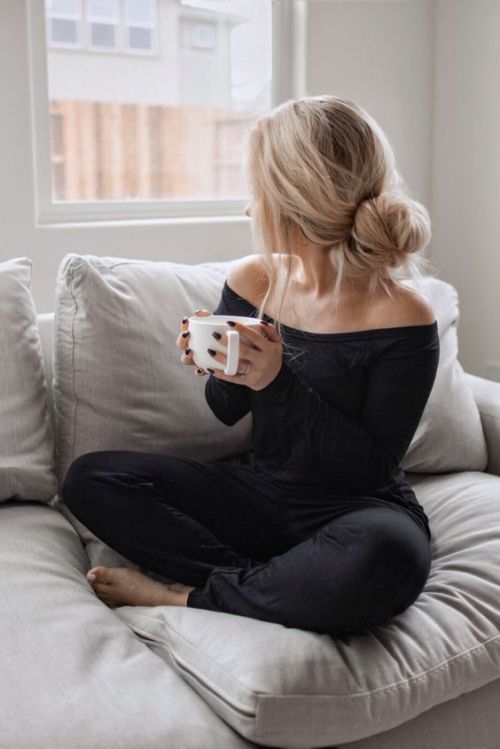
{"left": 260, "top": 320, "right": 280, "bottom": 341}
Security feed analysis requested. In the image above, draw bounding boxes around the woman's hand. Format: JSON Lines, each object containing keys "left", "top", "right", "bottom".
{"left": 176, "top": 309, "right": 212, "bottom": 376}
{"left": 206, "top": 320, "right": 283, "bottom": 391}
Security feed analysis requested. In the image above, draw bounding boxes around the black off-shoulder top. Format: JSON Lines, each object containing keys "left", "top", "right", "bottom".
{"left": 204, "top": 280, "right": 440, "bottom": 540}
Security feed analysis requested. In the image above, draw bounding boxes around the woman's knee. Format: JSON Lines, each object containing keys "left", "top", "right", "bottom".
{"left": 316, "top": 508, "right": 431, "bottom": 629}
{"left": 361, "top": 509, "right": 431, "bottom": 616}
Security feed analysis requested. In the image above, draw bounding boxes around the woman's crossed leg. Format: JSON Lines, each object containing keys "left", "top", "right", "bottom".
{"left": 61, "top": 449, "right": 431, "bottom": 635}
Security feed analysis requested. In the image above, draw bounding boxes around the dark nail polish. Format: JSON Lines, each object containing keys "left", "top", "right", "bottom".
{"left": 207, "top": 368, "right": 215, "bottom": 374}
{"left": 212, "top": 331, "right": 221, "bottom": 340}
{"left": 207, "top": 348, "right": 216, "bottom": 356}
{"left": 186, "top": 348, "right": 191, "bottom": 355}
{"left": 181, "top": 331, "right": 189, "bottom": 338}
{"left": 182, "top": 317, "right": 188, "bottom": 324}
{"left": 226, "top": 320, "right": 236, "bottom": 327}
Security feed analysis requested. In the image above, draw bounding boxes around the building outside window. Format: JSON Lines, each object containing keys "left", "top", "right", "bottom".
{"left": 46, "top": 0, "right": 157, "bottom": 55}
{"left": 47, "top": 0, "right": 83, "bottom": 47}
{"left": 39, "top": 0, "right": 276, "bottom": 215}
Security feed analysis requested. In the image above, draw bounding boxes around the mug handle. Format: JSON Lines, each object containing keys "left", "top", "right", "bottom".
{"left": 225, "top": 330, "right": 240, "bottom": 376}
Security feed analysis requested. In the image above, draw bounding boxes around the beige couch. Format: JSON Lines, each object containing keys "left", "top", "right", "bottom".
{"left": 2, "top": 253, "right": 500, "bottom": 748}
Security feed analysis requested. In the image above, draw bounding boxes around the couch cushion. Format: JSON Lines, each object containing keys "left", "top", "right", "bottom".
{"left": 116, "top": 471, "right": 500, "bottom": 747}
{"left": 0, "top": 257, "right": 57, "bottom": 503}
{"left": 52, "top": 253, "right": 254, "bottom": 566}
{"left": 53, "top": 253, "right": 252, "bottom": 490}
{"left": 400, "top": 277, "right": 487, "bottom": 473}
{"left": 0, "top": 501, "right": 256, "bottom": 749}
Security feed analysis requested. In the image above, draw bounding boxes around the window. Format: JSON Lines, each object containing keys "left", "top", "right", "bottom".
{"left": 192, "top": 22, "right": 216, "bottom": 49}
{"left": 46, "top": 0, "right": 156, "bottom": 55}
{"left": 125, "top": 0, "right": 156, "bottom": 53}
{"left": 46, "top": 0, "right": 82, "bottom": 47}
{"left": 87, "top": 0, "right": 119, "bottom": 51}
{"left": 32, "top": 0, "right": 299, "bottom": 222}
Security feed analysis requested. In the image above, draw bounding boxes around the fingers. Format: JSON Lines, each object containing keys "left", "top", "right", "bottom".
{"left": 190, "top": 310, "right": 211, "bottom": 375}
{"left": 223, "top": 319, "right": 277, "bottom": 348}
{"left": 177, "top": 309, "right": 212, "bottom": 372}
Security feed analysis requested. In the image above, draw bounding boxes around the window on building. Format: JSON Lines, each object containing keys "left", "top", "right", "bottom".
{"left": 87, "top": 0, "right": 119, "bottom": 51}
{"left": 192, "top": 22, "right": 216, "bottom": 49}
{"left": 125, "top": 0, "right": 156, "bottom": 53}
{"left": 46, "top": 0, "right": 82, "bottom": 47}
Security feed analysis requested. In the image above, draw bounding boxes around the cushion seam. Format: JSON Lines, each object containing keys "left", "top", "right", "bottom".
{"left": 132, "top": 614, "right": 500, "bottom": 701}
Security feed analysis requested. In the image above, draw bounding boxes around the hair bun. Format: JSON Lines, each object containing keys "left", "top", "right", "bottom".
{"left": 352, "top": 189, "right": 431, "bottom": 260}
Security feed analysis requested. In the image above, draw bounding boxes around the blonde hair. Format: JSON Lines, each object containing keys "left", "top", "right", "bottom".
{"left": 244, "top": 95, "right": 436, "bottom": 343}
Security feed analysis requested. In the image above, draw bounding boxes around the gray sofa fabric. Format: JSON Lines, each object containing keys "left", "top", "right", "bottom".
{"left": 0, "top": 501, "right": 257, "bottom": 749}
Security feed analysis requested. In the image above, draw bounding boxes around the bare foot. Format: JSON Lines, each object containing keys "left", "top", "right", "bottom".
{"left": 86, "top": 566, "right": 196, "bottom": 609}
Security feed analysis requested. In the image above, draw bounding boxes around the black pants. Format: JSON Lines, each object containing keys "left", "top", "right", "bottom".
{"left": 61, "top": 450, "right": 431, "bottom": 638}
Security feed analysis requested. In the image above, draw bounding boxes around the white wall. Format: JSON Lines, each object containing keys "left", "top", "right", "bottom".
{"left": 306, "top": 0, "right": 435, "bottom": 210}
{"left": 431, "top": 0, "right": 500, "bottom": 379}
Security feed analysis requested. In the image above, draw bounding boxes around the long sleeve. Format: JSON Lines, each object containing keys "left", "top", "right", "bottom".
{"left": 255, "top": 326, "right": 440, "bottom": 494}
{"left": 203, "top": 288, "right": 252, "bottom": 427}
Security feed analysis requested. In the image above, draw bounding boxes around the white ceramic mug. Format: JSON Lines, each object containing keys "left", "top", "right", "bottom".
{"left": 187, "top": 314, "right": 266, "bottom": 375}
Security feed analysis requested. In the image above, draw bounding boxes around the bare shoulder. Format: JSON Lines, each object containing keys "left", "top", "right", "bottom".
{"left": 226, "top": 254, "right": 270, "bottom": 305}
{"left": 382, "top": 283, "right": 437, "bottom": 326}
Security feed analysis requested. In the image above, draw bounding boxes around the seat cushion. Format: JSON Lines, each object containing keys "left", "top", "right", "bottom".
{"left": 0, "top": 257, "right": 57, "bottom": 503}
{"left": 116, "top": 471, "right": 500, "bottom": 748}
{"left": 0, "top": 501, "right": 256, "bottom": 749}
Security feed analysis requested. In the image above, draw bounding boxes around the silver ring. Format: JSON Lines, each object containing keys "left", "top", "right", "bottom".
{"left": 239, "top": 362, "right": 251, "bottom": 378}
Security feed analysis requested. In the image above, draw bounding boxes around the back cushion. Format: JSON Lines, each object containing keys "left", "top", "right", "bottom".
{"left": 0, "top": 257, "right": 57, "bottom": 503}
{"left": 401, "top": 276, "right": 487, "bottom": 472}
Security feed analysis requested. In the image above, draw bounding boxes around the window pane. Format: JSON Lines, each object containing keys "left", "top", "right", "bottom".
{"left": 44, "top": 0, "right": 272, "bottom": 202}
{"left": 128, "top": 27, "right": 152, "bottom": 50}
{"left": 51, "top": 18, "right": 79, "bottom": 44}
{"left": 192, "top": 22, "right": 215, "bottom": 48}
{"left": 90, "top": 22, "right": 117, "bottom": 48}
{"left": 126, "top": 0, "right": 153, "bottom": 25}
{"left": 87, "top": 0, "right": 117, "bottom": 20}
{"left": 49, "top": 0, "right": 80, "bottom": 16}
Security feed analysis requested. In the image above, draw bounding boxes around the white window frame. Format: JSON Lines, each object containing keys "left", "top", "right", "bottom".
{"left": 28, "top": 0, "right": 307, "bottom": 225}
{"left": 86, "top": 0, "right": 120, "bottom": 53}
{"left": 46, "top": 0, "right": 83, "bottom": 50}
{"left": 124, "top": 0, "right": 157, "bottom": 56}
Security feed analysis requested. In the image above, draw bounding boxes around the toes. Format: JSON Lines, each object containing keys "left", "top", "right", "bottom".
{"left": 94, "top": 581, "right": 112, "bottom": 594}
{"left": 98, "top": 594, "right": 119, "bottom": 609}
{"left": 87, "top": 566, "right": 113, "bottom": 584}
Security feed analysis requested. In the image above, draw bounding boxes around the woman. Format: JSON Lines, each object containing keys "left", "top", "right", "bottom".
{"left": 62, "top": 95, "right": 439, "bottom": 638}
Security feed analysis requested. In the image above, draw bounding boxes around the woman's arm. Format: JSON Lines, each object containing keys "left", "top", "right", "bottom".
{"left": 255, "top": 329, "right": 440, "bottom": 493}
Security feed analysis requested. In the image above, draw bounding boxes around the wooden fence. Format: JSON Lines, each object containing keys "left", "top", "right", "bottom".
{"left": 49, "top": 100, "right": 252, "bottom": 201}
